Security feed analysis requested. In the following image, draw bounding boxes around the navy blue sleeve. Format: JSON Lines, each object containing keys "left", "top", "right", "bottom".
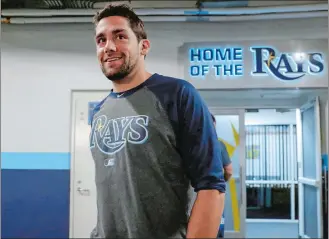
{"left": 144, "top": 74, "right": 225, "bottom": 193}
{"left": 176, "top": 82, "right": 226, "bottom": 193}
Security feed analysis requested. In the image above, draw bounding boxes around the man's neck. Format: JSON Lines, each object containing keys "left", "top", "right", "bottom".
{"left": 112, "top": 68, "right": 152, "bottom": 93}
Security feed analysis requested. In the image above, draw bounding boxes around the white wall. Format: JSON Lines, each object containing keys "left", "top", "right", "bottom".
{"left": 1, "top": 17, "right": 328, "bottom": 153}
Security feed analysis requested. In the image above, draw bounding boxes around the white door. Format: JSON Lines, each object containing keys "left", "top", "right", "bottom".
{"left": 296, "top": 97, "right": 323, "bottom": 239}
{"left": 69, "top": 90, "right": 109, "bottom": 238}
{"left": 209, "top": 108, "right": 246, "bottom": 238}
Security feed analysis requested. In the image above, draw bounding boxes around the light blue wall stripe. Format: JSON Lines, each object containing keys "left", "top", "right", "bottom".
{"left": 1, "top": 152, "right": 70, "bottom": 170}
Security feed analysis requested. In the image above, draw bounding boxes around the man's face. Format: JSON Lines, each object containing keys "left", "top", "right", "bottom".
{"left": 95, "top": 16, "right": 146, "bottom": 81}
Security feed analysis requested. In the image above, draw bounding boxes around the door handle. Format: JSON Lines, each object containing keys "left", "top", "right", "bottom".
{"left": 77, "top": 187, "right": 90, "bottom": 195}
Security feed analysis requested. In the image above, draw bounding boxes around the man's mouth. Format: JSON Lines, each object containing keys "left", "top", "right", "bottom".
{"left": 105, "top": 57, "right": 122, "bottom": 63}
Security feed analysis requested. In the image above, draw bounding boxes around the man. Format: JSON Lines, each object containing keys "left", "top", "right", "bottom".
{"left": 89, "top": 4, "right": 226, "bottom": 238}
{"left": 211, "top": 114, "right": 233, "bottom": 182}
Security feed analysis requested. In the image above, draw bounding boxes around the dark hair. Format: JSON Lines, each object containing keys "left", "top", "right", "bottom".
{"left": 93, "top": 4, "right": 147, "bottom": 42}
{"left": 211, "top": 114, "right": 216, "bottom": 123}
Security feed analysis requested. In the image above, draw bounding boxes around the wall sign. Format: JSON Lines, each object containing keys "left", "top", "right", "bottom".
{"left": 179, "top": 39, "right": 329, "bottom": 91}
{"left": 188, "top": 46, "right": 325, "bottom": 81}
{"left": 189, "top": 47, "right": 244, "bottom": 77}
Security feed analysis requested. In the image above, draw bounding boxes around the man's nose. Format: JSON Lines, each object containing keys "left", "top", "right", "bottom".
{"left": 104, "top": 40, "right": 116, "bottom": 52}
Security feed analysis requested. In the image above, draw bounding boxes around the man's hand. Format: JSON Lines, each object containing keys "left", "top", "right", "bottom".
{"left": 187, "top": 189, "right": 225, "bottom": 238}
{"left": 224, "top": 163, "right": 233, "bottom": 182}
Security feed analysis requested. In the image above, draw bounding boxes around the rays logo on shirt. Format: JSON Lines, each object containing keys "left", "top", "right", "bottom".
{"left": 90, "top": 115, "right": 149, "bottom": 155}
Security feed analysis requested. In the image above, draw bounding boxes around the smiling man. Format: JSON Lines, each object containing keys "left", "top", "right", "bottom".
{"left": 89, "top": 4, "right": 226, "bottom": 238}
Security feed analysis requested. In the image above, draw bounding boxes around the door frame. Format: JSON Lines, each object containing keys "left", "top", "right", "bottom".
{"left": 69, "top": 90, "right": 78, "bottom": 238}
{"left": 68, "top": 89, "right": 110, "bottom": 238}
{"left": 296, "top": 97, "right": 323, "bottom": 238}
{"left": 209, "top": 107, "right": 246, "bottom": 238}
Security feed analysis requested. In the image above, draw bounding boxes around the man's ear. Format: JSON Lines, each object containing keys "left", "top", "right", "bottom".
{"left": 140, "top": 39, "right": 151, "bottom": 56}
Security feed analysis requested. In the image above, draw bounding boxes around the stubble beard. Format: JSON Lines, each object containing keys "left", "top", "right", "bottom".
{"left": 102, "top": 57, "right": 136, "bottom": 82}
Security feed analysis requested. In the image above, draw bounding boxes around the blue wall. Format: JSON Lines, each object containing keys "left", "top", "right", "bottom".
{"left": 1, "top": 153, "right": 70, "bottom": 238}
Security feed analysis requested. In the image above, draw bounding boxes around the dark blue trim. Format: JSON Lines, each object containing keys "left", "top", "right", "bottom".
{"left": 1, "top": 169, "right": 70, "bottom": 238}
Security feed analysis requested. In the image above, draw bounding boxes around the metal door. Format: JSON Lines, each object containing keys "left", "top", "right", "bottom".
{"left": 296, "top": 97, "right": 323, "bottom": 238}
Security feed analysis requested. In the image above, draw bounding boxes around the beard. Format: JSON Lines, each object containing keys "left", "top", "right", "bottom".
{"left": 102, "top": 56, "right": 136, "bottom": 82}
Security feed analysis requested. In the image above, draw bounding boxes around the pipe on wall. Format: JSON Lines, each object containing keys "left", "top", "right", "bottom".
{"left": 2, "top": 11, "right": 327, "bottom": 24}
{"left": 1, "top": 3, "right": 327, "bottom": 24}
{"left": 1, "top": 3, "right": 327, "bottom": 16}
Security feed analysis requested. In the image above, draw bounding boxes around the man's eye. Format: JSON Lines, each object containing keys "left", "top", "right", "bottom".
{"left": 97, "top": 38, "right": 105, "bottom": 43}
{"left": 117, "top": 35, "right": 125, "bottom": 40}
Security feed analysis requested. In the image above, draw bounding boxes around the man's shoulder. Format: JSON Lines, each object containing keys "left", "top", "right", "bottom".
{"left": 150, "top": 73, "right": 196, "bottom": 93}
{"left": 153, "top": 73, "right": 192, "bottom": 85}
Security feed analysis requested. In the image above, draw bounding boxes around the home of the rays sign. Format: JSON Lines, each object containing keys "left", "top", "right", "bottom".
{"left": 189, "top": 47, "right": 244, "bottom": 78}
{"left": 188, "top": 46, "right": 325, "bottom": 81}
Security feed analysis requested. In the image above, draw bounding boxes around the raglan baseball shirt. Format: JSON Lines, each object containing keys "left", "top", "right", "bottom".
{"left": 89, "top": 73, "right": 226, "bottom": 238}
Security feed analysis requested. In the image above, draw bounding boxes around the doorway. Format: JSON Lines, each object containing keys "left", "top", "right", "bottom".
{"left": 201, "top": 88, "right": 326, "bottom": 238}
{"left": 243, "top": 102, "right": 323, "bottom": 238}
{"left": 244, "top": 108, "right": 299, "bottom": 238}
{"left": 210, "top": 103, "right": 323, "bottom": 238}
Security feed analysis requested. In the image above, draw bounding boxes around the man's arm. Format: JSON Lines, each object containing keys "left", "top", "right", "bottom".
{"left": 224, "top": 163, "right": 233, "bottom": 182}
{"left": 176, "top": 82, "right": 226, "bottom": 238}
{"left": 187, "top": 190, "right": 225, "bottom": 238}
